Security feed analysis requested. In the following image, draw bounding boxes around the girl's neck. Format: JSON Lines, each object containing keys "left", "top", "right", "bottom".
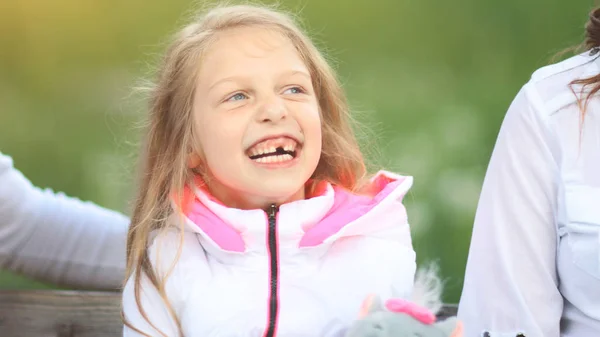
{"left": 204, "top": 178, "right": 306, "bottom": 212}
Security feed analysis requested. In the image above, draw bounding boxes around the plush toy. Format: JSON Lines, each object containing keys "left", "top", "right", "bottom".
{"left": 345, "top": 294, "right": 462, "bottom": 337}
{"left": 345, "top": 265, "right": 463, "bottom": 337}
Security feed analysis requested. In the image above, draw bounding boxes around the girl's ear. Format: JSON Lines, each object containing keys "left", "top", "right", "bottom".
{"left": 187, "top": 132, "right": 203, "bottom": 169}
{"left": 188, "top": 153, "right": 201, "bottom": 168}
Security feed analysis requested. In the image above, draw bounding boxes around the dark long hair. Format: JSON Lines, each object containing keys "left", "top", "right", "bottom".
{"left": 570, "top": 6, "right": 600, "bottom": 118}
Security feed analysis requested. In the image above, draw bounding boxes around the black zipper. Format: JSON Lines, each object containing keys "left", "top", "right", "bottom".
{"left": 264, "top": 203, "right": 279, "bottom": 337}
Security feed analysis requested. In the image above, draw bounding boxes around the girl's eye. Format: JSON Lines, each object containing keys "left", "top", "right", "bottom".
{"left": 283, "top": 86, "right": 305, "bottom": 95}
{"left": 226, "top": 93, "right": 248, "bottom": 102}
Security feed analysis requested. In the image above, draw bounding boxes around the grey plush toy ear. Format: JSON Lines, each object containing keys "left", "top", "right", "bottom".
{"left": 433, "top": 317, "right": 458, "bottom": 335}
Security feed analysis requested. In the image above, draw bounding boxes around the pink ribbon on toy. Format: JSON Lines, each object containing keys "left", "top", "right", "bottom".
{"left": 384, "top": 298, "right": 436, "bottom": 325}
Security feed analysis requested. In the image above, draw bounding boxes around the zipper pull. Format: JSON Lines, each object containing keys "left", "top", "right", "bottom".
{"left": 268, "top": 203, "right": 278, "bottom": 218}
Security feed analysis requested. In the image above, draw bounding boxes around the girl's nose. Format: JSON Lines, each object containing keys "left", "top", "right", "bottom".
{"left": 257, "top": 95, "right": 287, "bottom": 123}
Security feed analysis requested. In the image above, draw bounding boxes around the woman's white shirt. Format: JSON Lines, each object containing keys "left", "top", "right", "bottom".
{"left": 458, "top": 52, "right": 600, "bottom": 337}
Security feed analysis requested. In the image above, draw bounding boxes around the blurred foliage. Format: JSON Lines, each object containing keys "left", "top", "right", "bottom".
{"left": 0, "top": 0, "right": 596, "bottom": 302}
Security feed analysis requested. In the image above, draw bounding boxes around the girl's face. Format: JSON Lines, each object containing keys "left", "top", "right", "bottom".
{"left": 191, "top": 26, "right": 322, "bottom": 210}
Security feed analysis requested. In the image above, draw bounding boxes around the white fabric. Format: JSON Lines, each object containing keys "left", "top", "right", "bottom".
{"left": 122, "top": 172, "right": 416, "bottom": 337}
{"left": 0, "top": 152, "right": 129, "bottom": 289}
{"left": 458, "top": 51, "right": 600, "bottom": 337}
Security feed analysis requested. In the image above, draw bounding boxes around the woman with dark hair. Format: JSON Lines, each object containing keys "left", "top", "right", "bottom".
{"left": 458, "top": 7, "right": 600, "bottom": 337}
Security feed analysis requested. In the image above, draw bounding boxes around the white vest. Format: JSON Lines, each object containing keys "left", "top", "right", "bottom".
{"left": 122, "top": 171, "right": 416, "bottom": 336}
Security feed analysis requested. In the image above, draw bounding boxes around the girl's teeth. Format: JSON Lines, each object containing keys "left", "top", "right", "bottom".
{"left": 248, "top": 138, "right": 298, "bottom": 159}
{"left": 253, "top": 154, "right": 293, "bottom": 164}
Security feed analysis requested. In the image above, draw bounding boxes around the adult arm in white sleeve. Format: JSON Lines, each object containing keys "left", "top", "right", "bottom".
{"left": 457, "top": 85, "right": 563, "bottom": 337}
{"left": 0, "top": 152, "right": 129, "bottom": 289}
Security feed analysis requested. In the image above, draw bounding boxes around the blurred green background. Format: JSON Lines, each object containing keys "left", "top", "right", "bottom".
{"left": 0, "top": 0, "right": 596, "bottom": 303}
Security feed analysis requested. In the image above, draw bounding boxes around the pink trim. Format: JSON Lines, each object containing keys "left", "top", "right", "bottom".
{"left": 177, "top": 172, "right": 407, "bottom": 252}
{"left": 298, "top": 175, "right": 406, "bottom": 247}
{"left": 185, "top": 197, "right": 246, "bottom": 252}
{"left": 178, "top": 176, "right": 332, "bottom": 252}
{"left": 178, "top": 183, "right": 245, "bottom": 252}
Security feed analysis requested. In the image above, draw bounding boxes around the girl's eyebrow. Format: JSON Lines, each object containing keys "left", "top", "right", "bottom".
{"left": 208, "top": 70, "right": 311, "bottom": 92}
{"left": 208, "top": 75, "right": 247, "bottom": 92}
{"left": 284, "top": 70, "right": 311, "bottom": 80}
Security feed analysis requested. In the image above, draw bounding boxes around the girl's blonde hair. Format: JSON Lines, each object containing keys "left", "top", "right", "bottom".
{"left": 124, "top": 2, "right": 368, "bottom": 336}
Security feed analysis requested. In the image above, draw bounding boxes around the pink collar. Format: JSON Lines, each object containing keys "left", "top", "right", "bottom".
{"left": 173, "top": 171, "right": 412, "bottom": 253}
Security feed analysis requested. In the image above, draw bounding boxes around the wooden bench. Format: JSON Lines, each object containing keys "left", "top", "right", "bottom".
{"left": 0, "top": 290, "right": 458, "bottom": 337}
